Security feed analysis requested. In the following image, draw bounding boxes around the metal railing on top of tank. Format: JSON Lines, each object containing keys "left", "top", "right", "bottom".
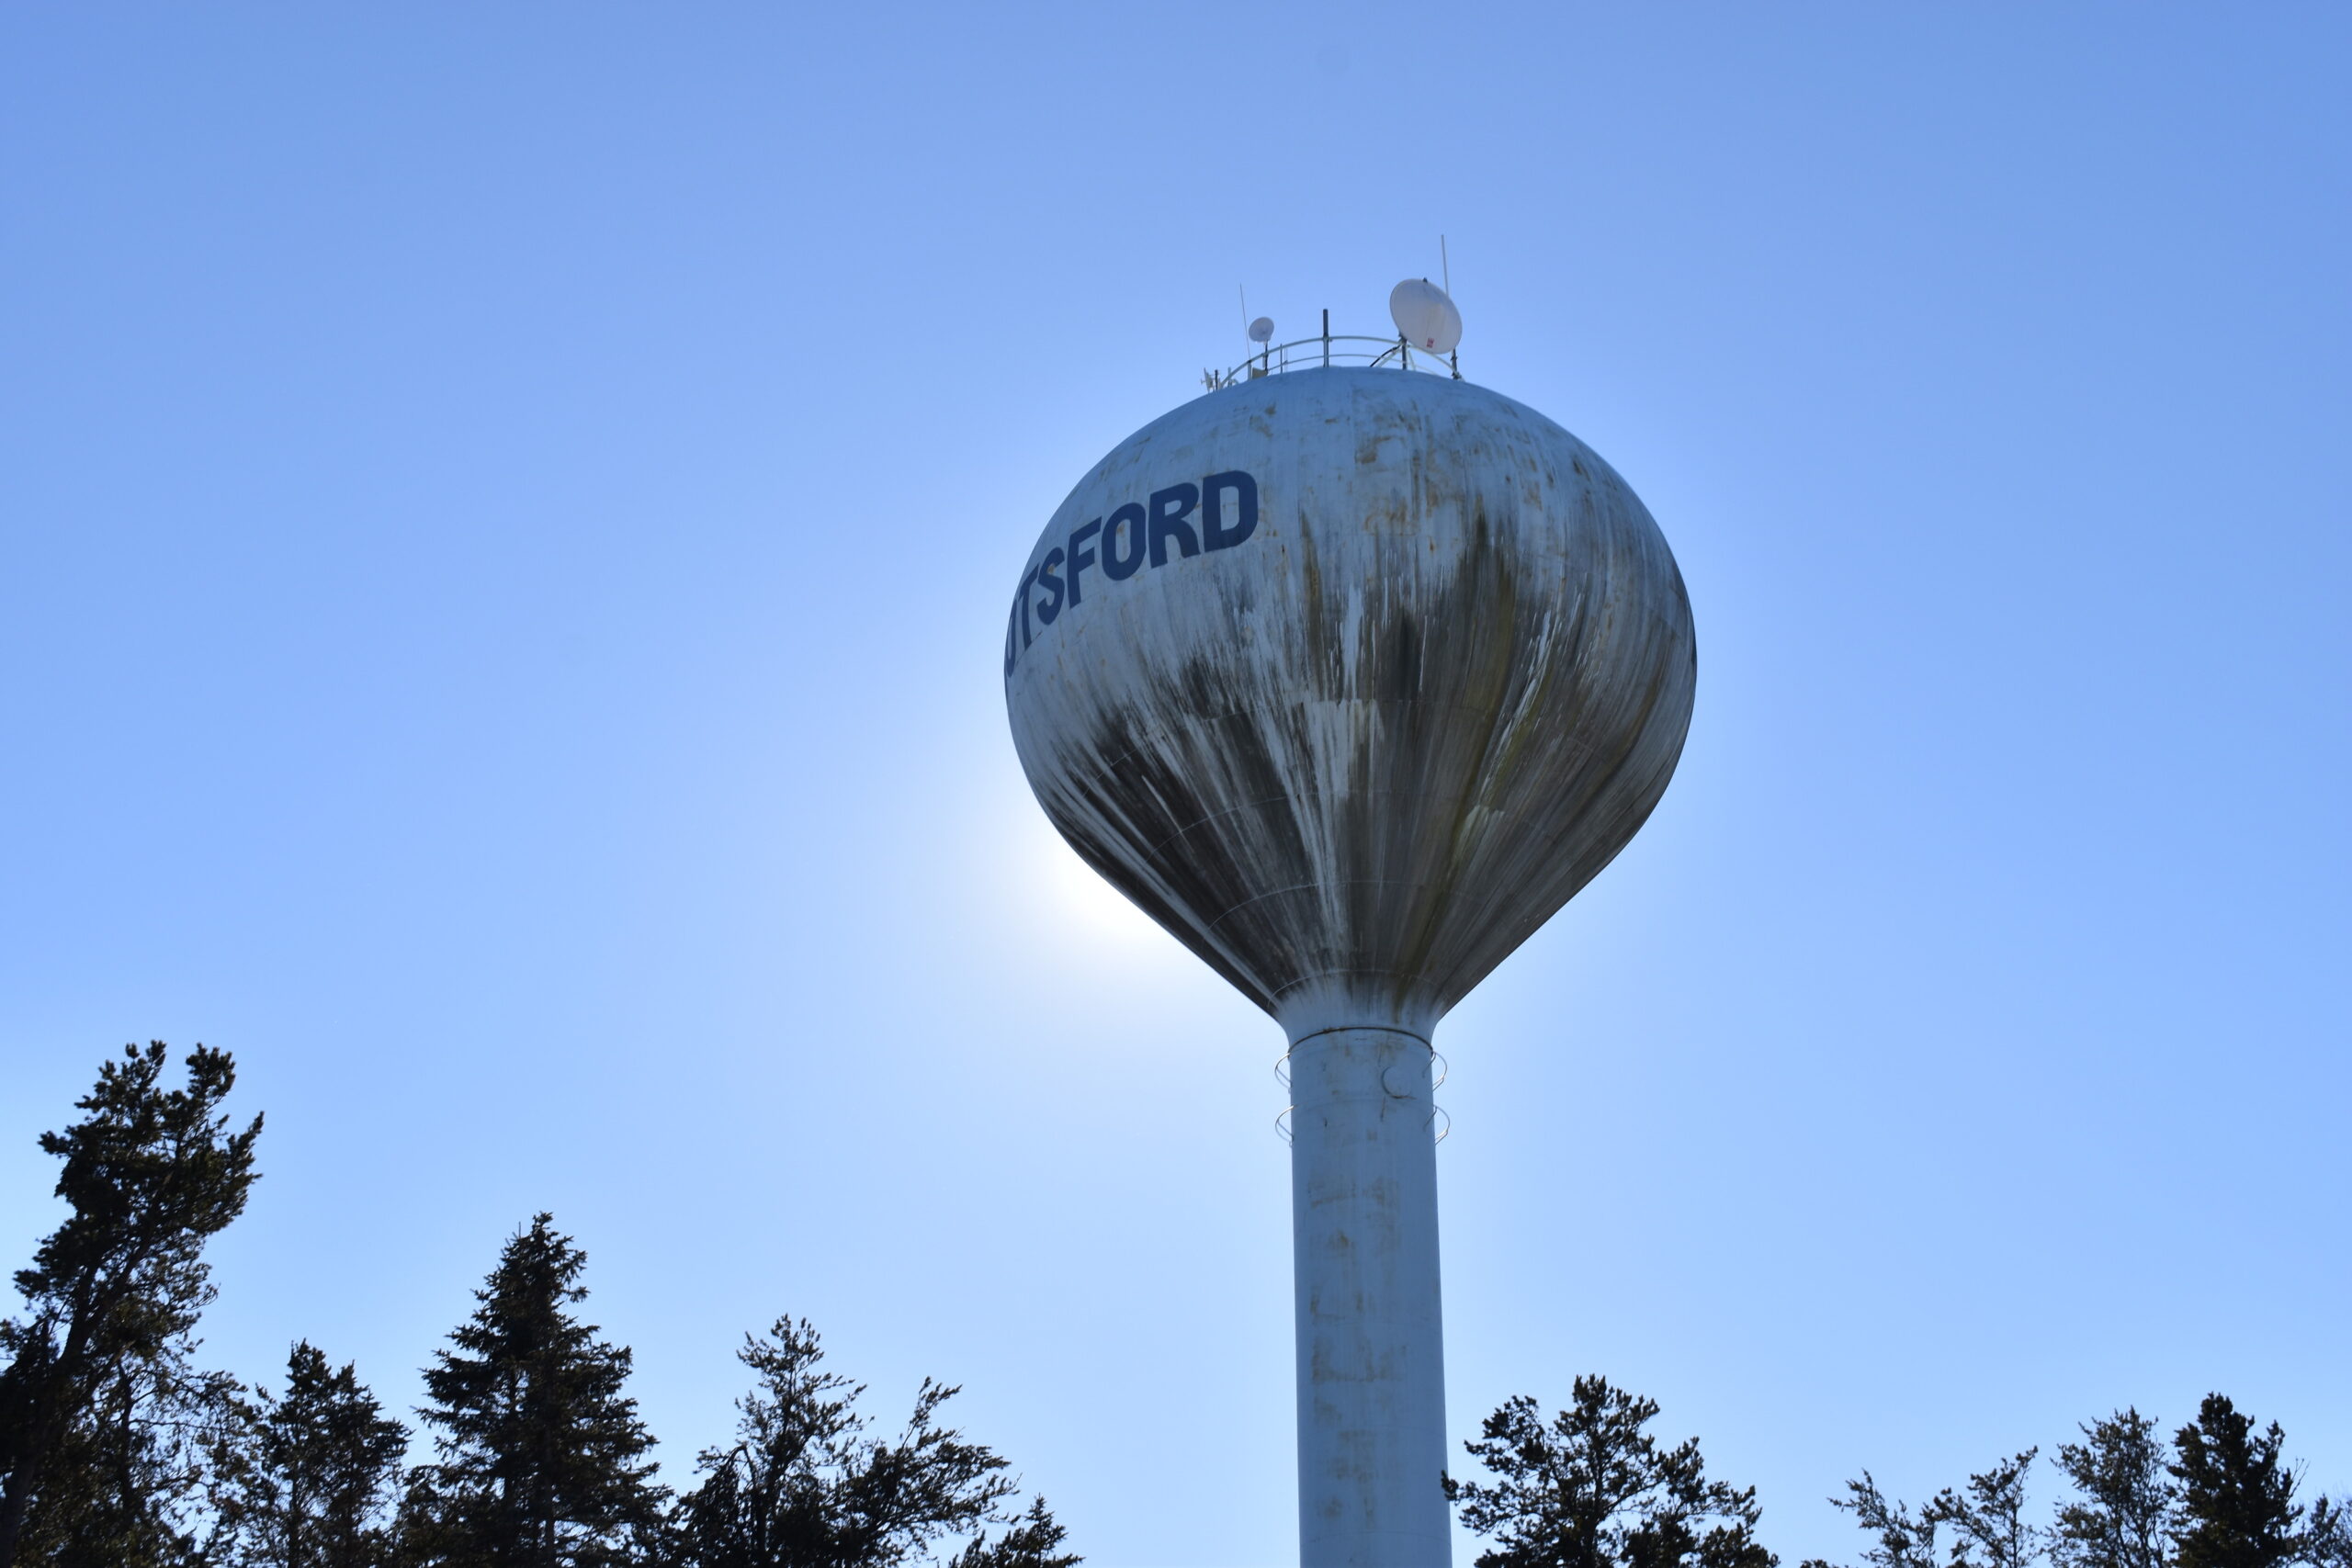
{"left": 1203, "top": 312, "right": 1462, "bottom": 392}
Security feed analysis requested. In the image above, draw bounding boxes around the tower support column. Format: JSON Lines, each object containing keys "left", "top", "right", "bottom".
{"left": 1286, "top": 1024, "right": 1451, "bottom": 1567}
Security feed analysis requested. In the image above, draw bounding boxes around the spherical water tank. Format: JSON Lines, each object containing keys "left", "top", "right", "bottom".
{"left": 1004, "top": 369, "right": 1693, "bottom": 1039}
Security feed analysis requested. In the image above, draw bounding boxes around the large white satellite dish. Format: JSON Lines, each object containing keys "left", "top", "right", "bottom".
{"left": 1249, "top": 316, "right": 1275, "bottom": 344}
{"left": 1388, "top": 278, "right": 1463, "bottom": 355}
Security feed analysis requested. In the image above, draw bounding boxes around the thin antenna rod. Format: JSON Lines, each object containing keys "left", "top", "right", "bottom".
{"left": 1441, "top": 236, "right": 1451, "bottom": 297}
{"left": 1239, "top": 285, "right": 1250, "bottom": 344}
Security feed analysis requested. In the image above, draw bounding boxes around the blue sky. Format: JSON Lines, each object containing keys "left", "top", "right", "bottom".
{"left": 2, "top": 5, "right": 2346, "bottom": 1563}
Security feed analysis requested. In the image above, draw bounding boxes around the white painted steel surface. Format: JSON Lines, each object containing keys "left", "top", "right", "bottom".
{"left": 1287, "top": 1025, "right": 1448, "bottom": 1563}
{"left": 1002, "top": 368, "right": 1695, "bottom": 1566}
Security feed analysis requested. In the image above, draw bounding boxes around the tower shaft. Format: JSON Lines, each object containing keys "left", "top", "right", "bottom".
{"left": 1288, "top": 1025, "right": 1451, "bottom": 1566}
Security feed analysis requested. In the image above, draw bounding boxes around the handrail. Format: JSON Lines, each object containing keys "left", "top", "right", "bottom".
{"left": 1204, "top": 319, "right": 1462, "bottom": 391}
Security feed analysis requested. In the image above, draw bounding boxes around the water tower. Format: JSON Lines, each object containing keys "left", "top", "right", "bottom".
{"left": 1002, "top": 288, "right": 1695, "bottom": 1566}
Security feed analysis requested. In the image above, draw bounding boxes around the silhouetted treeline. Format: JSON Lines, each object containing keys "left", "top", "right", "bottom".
{"left": 1803, "top": 1403, "right": 2348, "bottom": 1568}
{"left": 7, "top": 1045, "right": 2343, "bottom": 1568}
{"left": 1448, "top": 1383, "right": 2348, "bottom": 1568}
{"left": 0, "top": 1045, "right": 1076, "bottom": 1568}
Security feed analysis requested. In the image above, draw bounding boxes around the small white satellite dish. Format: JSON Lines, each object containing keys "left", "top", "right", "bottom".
{"left": 1249, "top": 316, "right": 1275, "bottom": 344}
{"left": 1388, "top": 278, "right": 1463, "bottom": 355}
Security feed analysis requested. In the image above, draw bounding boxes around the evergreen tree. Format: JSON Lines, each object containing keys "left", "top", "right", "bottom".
{"left": 1927, "top": 1452, "right": 2041, "bottom": 1568}
{"left": 948, "top": 1497, "right": 1079, "bottom": 1568}
{"left": 0, "top": 1043, "right": 263, "bottom": 1567}
{"left": 11, "top": 1346, "right": 244, "bottom": 1568}
{"left": 1820, "top": 1453, "right": 2041, "bottom": 1568}
{"left": 2053, "top": 1410, "right": 2176, "bottom": 1568}
{"left": 403, "top": 1215, "right": 665, "bottom": 1568}
{"left": 2171, "top": 1397, "right": 2304, "bottom": 1568}
{"left": 666, "top": 1316, "right": 1049, "bottom": 1568}
{"left": 1815, "top": 1472, "right": 1938, "bottom": 1568}
{"left": 1445, "top": 1378, "right": 1776, "bottom": 1568}
{"left": 2303, "top": 1501, "right": 2348, "bottom": 1568}
{"left": 221, "top": 1342, "right": 406, "bottom": 1568}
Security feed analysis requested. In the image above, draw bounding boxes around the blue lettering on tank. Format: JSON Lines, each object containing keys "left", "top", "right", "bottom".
{"left": 1035, "top": 547, "right": 1067, "bottom": 625}
{"left": 1102, "top": 502, "right": 1148, "bottom": 581}
{"left": 1016, "top": 564, "right": 1040, "bottom": 649}
{"left": 1066, "top": 520, "right": 1102, "bottom": 606}
{"left": 1006, "top": 469, "right": 1260, "bottom": 677}
{"left": 1147, "top": 483, "right": 1201, "bottom": 567}
{"left": 1204, "top": 470, "right": 1258, "bottom": 550}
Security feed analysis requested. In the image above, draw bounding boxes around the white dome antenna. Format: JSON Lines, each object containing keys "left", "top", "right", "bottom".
{"left": 1248, "top": 316, "right": 1274, "bottom": 344}
{"left": 1389, "top": 277, "right": 1463, "bottom": 355}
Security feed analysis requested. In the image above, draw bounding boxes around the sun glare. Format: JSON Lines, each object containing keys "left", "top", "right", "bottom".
{"left": 1040, "top": 838, "right": 1169, "bottom": 953}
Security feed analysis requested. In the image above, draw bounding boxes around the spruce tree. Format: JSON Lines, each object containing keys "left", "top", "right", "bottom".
{"left": 223, "top": 1341, "right": 406, "bottom": 1567}
{"left": 403, "top": 1215, "right": 664, "bottom": 1568}
{"left": 2171, "top": 1396, "right": 2303, "bottom": 1568}
{"left": 1445, "top": 1378, "right": 1776, "bottom": 1568}
{"left": 0, "top": 1043, "right": 263, "bottom": 1567}
{"left": 2053, "top": 1409, "right": 2176, "bottom": 1568}
{"left": 667, "top": 1316, "right": 1052, "bottom": 1568}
